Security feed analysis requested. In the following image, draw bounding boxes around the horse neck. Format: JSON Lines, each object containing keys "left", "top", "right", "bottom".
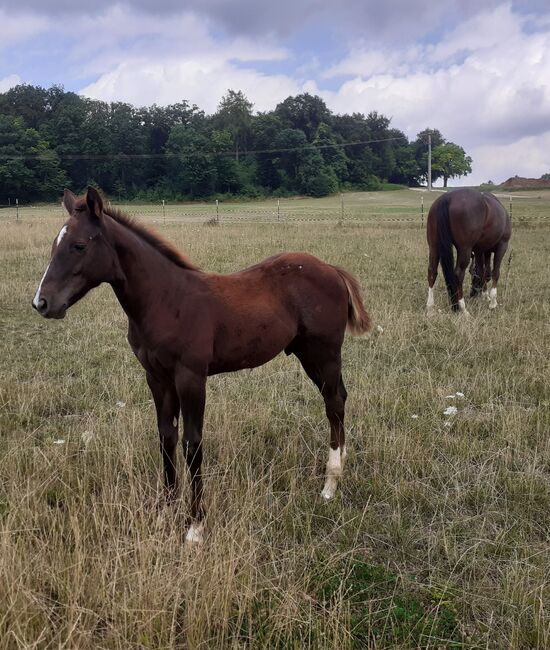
{"left": 106, "top": 216, "right": 190, "bottom": 325}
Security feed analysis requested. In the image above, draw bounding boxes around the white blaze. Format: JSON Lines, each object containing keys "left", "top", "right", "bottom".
{"left": 33, "top": 225, "right": 68, "bottom": 309}
{"left": 56, "top": 225, "right": 68, "bottom": 246}
{"left": 32, "top": 263, "right": 50, "bottom": 308}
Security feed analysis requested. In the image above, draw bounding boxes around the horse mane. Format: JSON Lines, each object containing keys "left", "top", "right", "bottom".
{"left": 99, "top": 202, "right": 200, "bottom": 271}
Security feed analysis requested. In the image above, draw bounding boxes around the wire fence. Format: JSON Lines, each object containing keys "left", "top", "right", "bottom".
{"left": 0, "top": 193, "right": 548, "bottom": 226}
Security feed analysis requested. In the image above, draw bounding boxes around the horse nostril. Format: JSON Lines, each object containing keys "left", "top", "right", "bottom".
{"left": 36, "top": 297, "right": 48, "bottom": 313}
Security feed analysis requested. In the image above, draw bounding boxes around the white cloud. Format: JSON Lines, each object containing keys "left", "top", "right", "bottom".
{"left": 319, "top": 4, "right": 550, "bottom": 183}
{"left": 0, "top": 9, "right": 51, "bottom": 49}
{"left": 81, "top": 58, "right": 312, "bottom": 113}
{"left": 2, "top": 2, "right": 550, "bottom": 184}
{"left": 0, "top": 74, "right": 21, "bottom": 92}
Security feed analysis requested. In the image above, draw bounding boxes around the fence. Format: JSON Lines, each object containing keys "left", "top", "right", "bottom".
{"left": 0, "top": 193, "right": 548, "bottom": 226}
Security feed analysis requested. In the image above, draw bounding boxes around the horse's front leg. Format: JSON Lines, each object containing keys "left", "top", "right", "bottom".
{"left": 146, "top": 373, "right": 180, "bottom": 500}
{"left": 176, "top": 367, "right": 207, "bottom": 545}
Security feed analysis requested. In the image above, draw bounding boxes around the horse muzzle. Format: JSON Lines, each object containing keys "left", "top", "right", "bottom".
{"left": 32, "top": 296, "right": 67, "bottom": 319}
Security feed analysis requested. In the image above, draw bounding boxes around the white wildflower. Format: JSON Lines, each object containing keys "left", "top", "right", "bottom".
{"left": 455, "top": 392, "right": 465, "bottom": 398}
{"left": 116, "top": 401, "right": 126, "bottom": 408}
{"left": 445, "top": 395, "right": 456, "bottom": 399}
{"left": 443, "top": 421, "right": 452, "bottom": 428}
{"left": 443, "top": 406, "right": 458, "bottom": 416}
{"left": 376, "top": 325, "right": 384, "bottom": 333}
{"left": 411, "top": 414, "right": 419, "bottom": 419}
{"left": 53, "top": 439, "right": 65, "bottom": 445}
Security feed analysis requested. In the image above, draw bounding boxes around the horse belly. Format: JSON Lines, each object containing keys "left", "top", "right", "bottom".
{"left": 209, "top": 311, "right": 296, "bottom": 374}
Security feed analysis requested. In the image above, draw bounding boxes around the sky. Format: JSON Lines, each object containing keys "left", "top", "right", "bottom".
{"left": 1, "top": 0, "right": 550, "bottom": 185}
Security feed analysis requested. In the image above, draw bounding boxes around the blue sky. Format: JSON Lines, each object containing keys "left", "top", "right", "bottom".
{"left": 1, "top": 0, "right": 550, "bottom": 184}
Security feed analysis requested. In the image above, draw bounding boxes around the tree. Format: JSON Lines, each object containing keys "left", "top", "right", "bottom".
{"left": 432, "top": 143, "right": 473, "bottom": 187}
{"left": 215, "top": 90, "right": 253, "bottom": 162}
{"left": 413, "top": 128, "right": 445, "bottom": 185}
{"left": 275, "top": 94, "right": 331, "bottom": 141}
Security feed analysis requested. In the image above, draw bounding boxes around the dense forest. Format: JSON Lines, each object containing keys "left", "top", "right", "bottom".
{"left": 0, "top": 85, "right": 472, "bottom": 203}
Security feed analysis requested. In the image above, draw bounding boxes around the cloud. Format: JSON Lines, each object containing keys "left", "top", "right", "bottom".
{"left": 81, "top": 59, "right": 312, "bottom": 113}
{"left": 1, "top": 1, "right": 550, "bottom": 184}
{"left": 0, "top": 9, "right": 51, "bottom": 48}
{"left": 320, "top": 4, "right": 550, "bottom": 182}
{"left": 0, "top": 74, "right": 21, "bottom": 92}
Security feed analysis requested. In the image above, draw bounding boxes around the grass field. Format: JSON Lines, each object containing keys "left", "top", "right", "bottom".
{"left": 0, "top": 189, "right": 549, "bottom": 648}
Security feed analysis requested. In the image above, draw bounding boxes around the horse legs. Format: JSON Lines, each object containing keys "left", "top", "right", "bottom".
{"left": 426, "top": 246, "right": 439, "bottom": 316}
{"left": 146, "top": 373, "right": 180, "bottom": 500}
{"left": 470, "top": 252, "right": 485, "bottom": 298}
{"left": 481, "top": 252, "right": 492, "bottom": 302}
{"left": 175, "top": 368, "right": 207, "bottom": 544}
{"left": 454, "top": 247, "right": 472, "bottom": 315}
{"left": 294, "top": 340, "right": 347, "bottom": 500}
{"left": 488, "top": 241, "right": 509, "bottom": 309}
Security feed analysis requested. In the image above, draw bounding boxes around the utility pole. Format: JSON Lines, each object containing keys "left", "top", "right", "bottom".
{"left": 427, "top": 133, "right": 432, "bottom": 192}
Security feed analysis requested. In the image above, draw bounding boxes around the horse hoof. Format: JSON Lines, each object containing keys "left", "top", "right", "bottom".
{"left": 185, "top": 521, "right": 205, "bottom": 545}
{"left": 489, "top": 302, "right": 498, "bottom": 310}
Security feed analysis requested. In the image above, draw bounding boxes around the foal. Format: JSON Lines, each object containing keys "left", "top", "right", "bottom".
{"left": 33, "top": 188, "right": 370, "bottom": 543}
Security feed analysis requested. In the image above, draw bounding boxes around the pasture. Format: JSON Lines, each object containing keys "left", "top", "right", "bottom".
{"left": 0, "top": 189, "right": 549, "bottom": 648}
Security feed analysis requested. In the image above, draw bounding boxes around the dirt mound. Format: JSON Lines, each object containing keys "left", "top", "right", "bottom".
{"left": 501, "top": 175, "right": 550, "bottom": 189}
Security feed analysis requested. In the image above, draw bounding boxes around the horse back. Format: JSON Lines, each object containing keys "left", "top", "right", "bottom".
{"left": 204, "top": 253, "right": 349, "bottom": 373}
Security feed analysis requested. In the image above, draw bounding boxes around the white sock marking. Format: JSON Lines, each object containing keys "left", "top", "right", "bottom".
{"left": 185, "top": 521, "right": 204, "bottom": 545}
{"left": 489, "top": 287, "right": 498, "bottom": 309}
{"left": 426, "top": 287, "right": 435, "bottom": 309}
{"left": 321, "top": 447, "right": 343, "bottom": 500}
{"left": 458, "top": 298, "right": 471, "bottom": 317}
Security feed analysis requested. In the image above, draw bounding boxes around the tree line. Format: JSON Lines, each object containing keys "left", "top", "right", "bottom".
{"left": 0, "top": 85, "right": 472, "bottom": 203}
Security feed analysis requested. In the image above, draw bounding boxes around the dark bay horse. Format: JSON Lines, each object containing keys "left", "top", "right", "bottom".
{"left": 426, "top": 188, "right": 511, "bottom": 315}
{"left": 32, "top": 188, "right": 370, "bottom": 544}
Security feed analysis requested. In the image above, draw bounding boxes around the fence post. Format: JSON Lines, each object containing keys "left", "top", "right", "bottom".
{"left": 509, "top": 195, "right": 512, "bottom": 221}
{"left": 216, "top": 199, "right": 219, "bottom": 223}
{"left": 277, "top": 198, "right": 280, "bottom": 223}
{"left": 421, "top": 195, "right": 424, "bottom": 227}
{"left": 16, "top": 198, "right": 19, "bottom": 221}
{"left": 340, "top": 193, "right": 344, "bottom": 222}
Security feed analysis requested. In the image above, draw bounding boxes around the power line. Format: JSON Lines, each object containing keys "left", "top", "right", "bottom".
{"left": 0, "top": 135, "right": 410, "bottom": 162}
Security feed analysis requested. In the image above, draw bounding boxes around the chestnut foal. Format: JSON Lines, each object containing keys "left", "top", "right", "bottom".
{"left": 33, "top": 188, "right": 370, "bottom": 543}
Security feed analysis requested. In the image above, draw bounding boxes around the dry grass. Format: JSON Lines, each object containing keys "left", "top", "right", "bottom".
{"left": 0, "top": 192, "right": 549, "bottom": 648}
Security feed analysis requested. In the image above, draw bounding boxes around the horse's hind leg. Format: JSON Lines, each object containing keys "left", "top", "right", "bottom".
{"left": 454, "top": 247, "right": 472, "bottom": 316}
{"left": 294, "top": 340, "right": 346, "bottom": 500}
{"left": 481, "top": 252, "right": 492, "bottom": 302}
{"left": 489, "top": 241, "right": 509, "bottom": 309}
{"left": 426, "top": 246, "right": 439, "bottom": 316}
{"left": 470, "top": 252, "right": 485, "bottom": 298}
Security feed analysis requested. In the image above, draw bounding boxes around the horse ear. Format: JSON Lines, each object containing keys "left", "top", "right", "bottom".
{"left": 63, "top": 189, "right": 76, "bottom": 214}
{"left": 86, "top": 186, "right": 104, "bottom": 219}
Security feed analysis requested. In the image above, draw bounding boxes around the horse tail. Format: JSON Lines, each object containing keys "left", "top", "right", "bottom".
{"left": 335, "top": 267, "right": 371, "bottom": 335}
{"left": 436, "top": 194, "right": 459, "bottom": 309}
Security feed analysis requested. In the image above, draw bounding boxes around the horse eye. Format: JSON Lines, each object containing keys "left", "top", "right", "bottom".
{"left": 73, "top": 242, "right": 86, "bottom": 252}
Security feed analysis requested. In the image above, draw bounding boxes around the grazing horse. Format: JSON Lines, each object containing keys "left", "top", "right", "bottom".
{"left": 32, "top": 188, "right": 370, "bottom": 544}
{"left": 426, "top": 188, "right": 511, "bottom": 315}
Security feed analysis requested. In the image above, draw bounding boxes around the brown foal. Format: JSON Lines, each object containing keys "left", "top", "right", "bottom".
{"left": 33, "top": 188, "right": 370, "bottom": 543}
